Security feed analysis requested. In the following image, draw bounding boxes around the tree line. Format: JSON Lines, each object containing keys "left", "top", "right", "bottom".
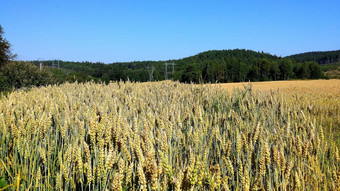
{"left": 30, "top": 49, "right": 324, "bottom": 84}
{"left": 0, "top": 24, "right": 328, "bottom": 92}
{"left": 287, "top": 50, "right": 340, "bottom": 65}
{"left": 177, "top": 50, "right": 323, "bottom": 83}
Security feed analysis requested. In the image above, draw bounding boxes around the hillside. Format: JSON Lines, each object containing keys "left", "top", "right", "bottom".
{"left": 286, "top": 50, "right": 340, "bottom": 65}
{"left": 179, "top": 49, "right": 279, "bottom": 64}
{"left": 4, "top": 48, "right": 340, "bottom": 92}
{"left": 30, "top": 49, "right": 323, "bottom": 84}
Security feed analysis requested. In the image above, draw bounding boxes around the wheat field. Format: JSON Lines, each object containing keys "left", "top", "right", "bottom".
{"left": 0, "top": 81, "right": 339, "bottom": 190}
{"left": 216, "top": 79, "right": 340, "bottom": 146}
{"left": 214, "top": 79, "right": 340, "bottom": 95}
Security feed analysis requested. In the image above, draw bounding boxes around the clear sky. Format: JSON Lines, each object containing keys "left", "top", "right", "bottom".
{"left": 1, "top": 0, "right": 339, "bottom": 63}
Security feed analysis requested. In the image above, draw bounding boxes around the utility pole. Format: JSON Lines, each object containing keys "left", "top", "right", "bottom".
{"left": 37, "top": 58, "right": 42, "bottom": 70}
{"left": 164, "top": 62, "right": 168, "bottom": 80}
{"left": 146, "top": 66, "right": 155, "bottom": 82}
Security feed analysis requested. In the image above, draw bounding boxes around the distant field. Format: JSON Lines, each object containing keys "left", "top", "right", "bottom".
{"left": 215, "top": 79, "right": 340, "bottom": 146}
{"left": 214, "top": 79, "right": 340, "bottom": 96}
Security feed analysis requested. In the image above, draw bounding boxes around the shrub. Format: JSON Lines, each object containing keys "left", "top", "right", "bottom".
{"left": 0, "top": 61, "right": 55, "bottom": 91}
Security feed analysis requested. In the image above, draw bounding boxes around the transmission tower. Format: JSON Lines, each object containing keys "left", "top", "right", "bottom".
{"left": 146, "top": 66, "right": 155, "bottom": 82}
{"left": 164, "top": 62, "right": 168, "bottom": 80}
{"left": 171, "top": 62, "right": 175, "bottom": 74}
{"left": 164, "top": 62, "right": 175, "bottom": 80}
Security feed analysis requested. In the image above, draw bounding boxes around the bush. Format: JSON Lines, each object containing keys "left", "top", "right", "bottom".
{"left": 0, "top": 62, "right": 56, "bottom": 92}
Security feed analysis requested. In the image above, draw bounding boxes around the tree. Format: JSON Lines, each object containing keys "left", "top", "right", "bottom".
{"left": 247, "top": 65, "right": 260, "bottom": 81}
{"left": 301, "top": 62, "right": 311, "bottom": 79}
{"left": 279, "top": 59, "right": 294, "bottom": 80}
{"left": 270, "top": 61, "right": 280, "bottom": 80}
{"left": 293, "top": 63, "right": 303, "bottom": 79}
{"left": 308, "top": 61, "right": 323, "bottom": 79}
{"left": 181, "top": 64, "right": 200, "bottom": 83}
{"left": 0, "top": 25, "right": 14, "bottom": 67}
{"left": 239, "top": 62, "right": 248, "bottom": 82}
{"left": 254, "top": 59, "right": 271, "bottom": 80}
{"left": 0, "top": 62, "right": 55, "bottom": 92}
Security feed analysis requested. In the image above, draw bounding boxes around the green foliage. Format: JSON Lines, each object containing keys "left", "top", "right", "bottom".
{"left": 65, "top": 72, "right": 96, "bottom": 83}
{"left": 0, "top": 62, "right": 56, "bottom": 92}
{"left": 320, "top": 62, "right": 340, "bottom": 72}
{"left": 321, "top": 62, "right": 340, "bottom": 79}
{"left": 287, "top": 50, "right": 340, "bottom": 64}
{"left": 0, "top": 177, "right": 8, "bottom": 188}
{"left": 269, "top": 61, "right": 280, "bottom": 80}
{"left": 181, "top": 64, "right": 201, "bottom": 83}
{"left": 28, "top": 49, "right": 332, "bottom": 84}
{"left": 300, "top": 62, "right": 311, "bottom": 79}
{"left": 308, "top": 61, "right": 324, "bottom": 79}
{"left": 0, "top": 25, "right": 12, "bottom": 67}
{"left": 279, "top": 59, "right": 294, "bottom": 80}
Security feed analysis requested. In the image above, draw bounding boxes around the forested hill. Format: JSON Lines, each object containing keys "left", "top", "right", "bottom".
{"left": 28, "top": 49, "right": 325, "bottom": 84}
{"left": 286, "top": 50, "right": 340, "bottom": 65}
{"left": 175, "top": 49, "right": 283, "bottom": 82}
{"left": 180, "top": 49, "right": 279, "bottom": 63}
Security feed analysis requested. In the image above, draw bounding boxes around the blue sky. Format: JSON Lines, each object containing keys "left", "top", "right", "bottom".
{"left": 1, "top": 0, "right": 339, "bottom": 63}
